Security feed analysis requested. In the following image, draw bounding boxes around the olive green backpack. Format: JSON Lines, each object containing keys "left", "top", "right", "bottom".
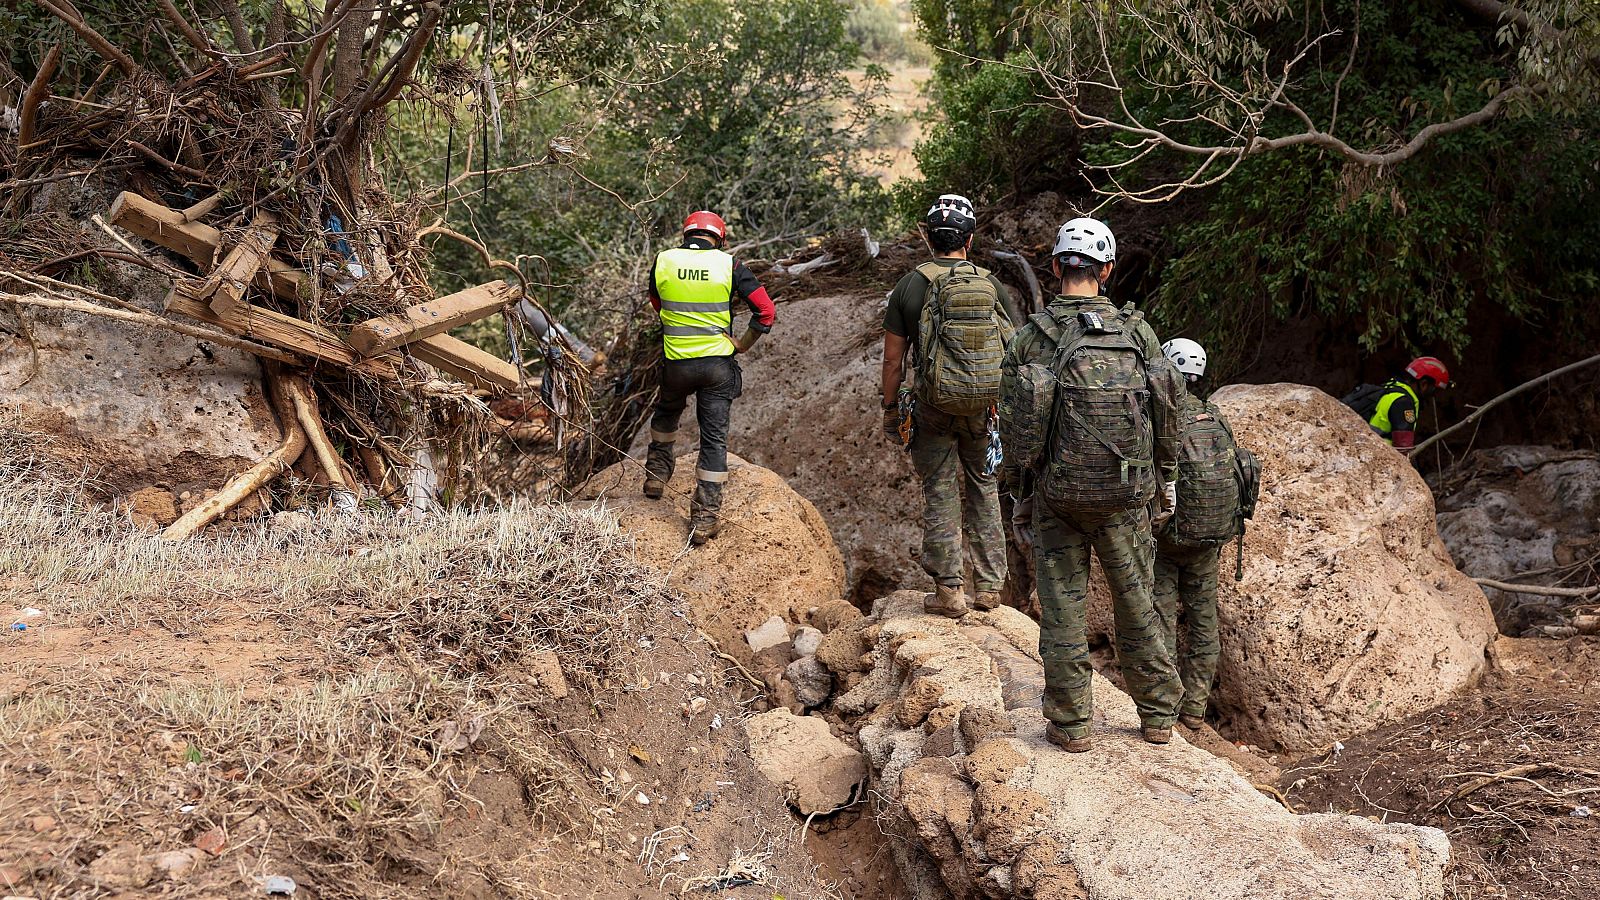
{"left": 913, "top": 261, "right": 1012, "bottom": 416}
{"left": 1167, "top": 395, "right": 1241, "bottom": 547}
{"left": 1001, "top": 303, "right": 1160, "bottom": 514}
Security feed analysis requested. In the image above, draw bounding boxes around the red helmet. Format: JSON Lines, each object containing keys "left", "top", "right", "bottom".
{"left": 683, "top": 210, "right": 727, "bottom": 242}
{"left": 1405, "top": 356, "right": 1451, "bottom": 387}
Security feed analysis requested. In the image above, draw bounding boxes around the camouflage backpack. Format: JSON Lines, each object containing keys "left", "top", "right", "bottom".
{"left": 1167, "top": 394, "right": 1241, "bottom": 547}
{"left": 1012, "top": 303, "right": 1161, "bottom": 515}
{"left": 914, "top": 261, "right": 1012, "bottom": 416}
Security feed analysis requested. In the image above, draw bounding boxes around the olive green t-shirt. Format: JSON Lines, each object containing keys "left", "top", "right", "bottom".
{"left": 883, "top": 258, "right": 1013, "bottom": 347}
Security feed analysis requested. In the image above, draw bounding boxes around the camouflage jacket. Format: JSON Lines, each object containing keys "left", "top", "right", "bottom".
{"left": 1001, "top": 293, "right": 1181, "bottom": 489}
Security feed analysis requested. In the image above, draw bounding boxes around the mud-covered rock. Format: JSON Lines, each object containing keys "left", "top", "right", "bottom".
{"left": 579, "top": 455, "right": 846, "bottom": 666}
{"left": 851, "top": 594, "right": 1451, "bottom": 900}
{"left": 785, "top": 655, "right": 833, "bottom": 708}
{"left": 742, "top": 708, "right": 866, "bottom": 815}
{"left": 1435, "top": 446, "right": 1600, "bottom": 634}
{"left": 1086, "top": 384, "right": 1496, "bottom": 750}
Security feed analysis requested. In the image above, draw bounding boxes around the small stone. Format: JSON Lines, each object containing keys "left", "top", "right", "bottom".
{"left": 744, "top": 616, "right": 791, "bottom": 654}
{"left": 128, "top": 487, "right": 179, "bottom": 526}
{"left": 88, "top": 843, "right": 157, "bottom": 889}
{"left": 525, "top": 651, "right": 569, "bottom": 700}
{"left": 959, "top": 707, "right": 1015, "bottom": 751}
{"left": 635, "top": 791, "right": 651, "bottom": 805}
{"left": 153, "top": 847, "right": 207, "bottom": 880}
{"left": 0, "top": 863, "right": 24, "bottom": 888}
{"left": 792, "top": 626, "right": 824, "bottom": 658}
{"left": 784, "top": 656, "right": 833, "bottom": 709}
{"left": 28, "top": 815, "right": 56, "bottom": 832}
{"left": 683, "top": 696, "right": 709, "bottom": 717}
{"left": 193, "top": 827, "right": 226, "bottom": 856}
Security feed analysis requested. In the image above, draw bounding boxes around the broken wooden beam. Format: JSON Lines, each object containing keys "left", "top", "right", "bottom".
{"left": 165, "top": 278, "right": 397, "bottom": 378}
{"left": 113, "top": 191, "right": 524, "bottom": 392}
{"left": 109, "top": 191, "right": 305, "bottom": 300}
{"left": 407, "top": 333, "right": 525, "bottom": 392}
{"left": 349, "top": 281, "right": 519, "bottom": 356}
{"left": 205, "top": 214, "right": 279, "bottom": 319}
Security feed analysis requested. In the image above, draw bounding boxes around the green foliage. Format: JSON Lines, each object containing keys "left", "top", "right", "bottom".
{"left": 847, "top": 0, "right": 928, "bottom": 64}
{"left": 906, "top": 0, "right": 1600, "bottom": 375}
{"left": 895, "top": 56, "right": 1072, "bottom": 219}
{"left": 405, "top": 0, "right": 888, "bottom": 335}
{"left": 1141, "top": 0, "right": 1600, "bottom": 368}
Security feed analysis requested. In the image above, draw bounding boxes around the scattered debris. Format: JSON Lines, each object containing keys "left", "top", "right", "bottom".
{"left": 261, "top": 874, "right": 298, "bottom": 895}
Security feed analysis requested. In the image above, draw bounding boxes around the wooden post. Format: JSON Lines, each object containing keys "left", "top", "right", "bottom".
{"left": 348, "top": 281, "right": 518, "bottom": 355}
{"left": 205, "top": 214, "right": 279, "bottom": 319}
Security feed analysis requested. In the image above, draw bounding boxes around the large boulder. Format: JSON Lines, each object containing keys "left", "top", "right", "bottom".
{"left": 577, "top": 454, "right": 847, "bottom": 666}
{"left": 1092, "top": 384, "right": 1494, "bottom": 751}
{"left": 1434, "top": 446, "right": 1600, "bottom": 634}
{"left": 742, "top": 708, "right": 867, "bottom": 815}
{"left": 2, "top": 184, "right": 280, "bottom": 497}
{"left": 850, "top": 592, "right": 1450, "bottom": 900}
{"left": 631, "top": 292, "right": 925, "bottom": 600}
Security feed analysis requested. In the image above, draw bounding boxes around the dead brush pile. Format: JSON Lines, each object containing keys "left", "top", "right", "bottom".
{"left": 0, "top": 418, "right": 673, "bottom": 898}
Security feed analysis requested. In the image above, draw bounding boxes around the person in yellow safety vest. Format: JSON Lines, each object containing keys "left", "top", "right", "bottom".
{"left": 641, "top": 210, "right": 776, "bottom": 545}
{"left": 1344, "top": 357, "right": 1452, "bottom": 452}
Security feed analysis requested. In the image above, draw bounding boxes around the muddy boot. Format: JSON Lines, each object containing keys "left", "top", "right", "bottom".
{"left": 972, "top": 590, "right": 1002, "bottom": 611}
{"left": 689, "top": 480, "right": 723, "bottom": 546}
{"left": 1178, "top": 712, "right": 1205, "bottom": 730}
{"left": 923, "top": 584, "right": 969, "bottom": 618}
{"left": 643, "top": 440, "right": 675, "bottom": 499}
{"left": 1141, "top": 725, "right": 1173, "bottom": 745}
{"left": 1046, "top": 723, "right": 1092, "bottom": 753}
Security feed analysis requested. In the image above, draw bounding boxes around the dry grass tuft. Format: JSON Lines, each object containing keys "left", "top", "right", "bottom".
{"left": 0, "top": 415, "right": 676, "bottom": 897}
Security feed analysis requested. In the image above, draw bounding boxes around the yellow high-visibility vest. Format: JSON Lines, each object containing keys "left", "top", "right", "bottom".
{"left": 655, "top": 247, "right": 735, "bottom": 360}
{"left": 1368, "top": 381, "right": 1419, "bottom": 443}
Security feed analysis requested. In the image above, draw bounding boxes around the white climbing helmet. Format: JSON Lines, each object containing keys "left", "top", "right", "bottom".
{"left": 1051, "top": 216, "right": 1116, "bottom": 265}
{"left": 1162, "top": 338, "right": 1208, "bottom": 378}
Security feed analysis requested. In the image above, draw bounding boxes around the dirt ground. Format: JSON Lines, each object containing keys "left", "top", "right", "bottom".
{"left": 1277, "top": 637, "right": 1600, "bottom": 900}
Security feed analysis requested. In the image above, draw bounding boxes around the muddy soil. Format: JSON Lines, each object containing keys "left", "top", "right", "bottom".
{"left": 1278, "top": 637, "right": 1600, "bottom": 900}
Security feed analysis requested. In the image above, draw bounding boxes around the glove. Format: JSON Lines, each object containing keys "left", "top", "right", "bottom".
{"left": 1010, "top": 495, "right": 1036, "bottom": 552}
{"left": 732, "top": 326, "right": 760, "bottom": 353}
{"left": 1152, "top": 481, "right": 1177, "bottom": 528}
{"left": 882, "top": 403, "right": 901, "bottom": 443}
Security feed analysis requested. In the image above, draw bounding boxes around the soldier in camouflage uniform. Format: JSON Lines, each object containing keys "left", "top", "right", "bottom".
{"left": 1001, "top": 218, "right": 1182, "bottom": 751}
{"left": 882, "top": 195, "right": 1012, "bottom": 616}
{"left": 1152, "top": 339, "right": 1230, "bottom": 730}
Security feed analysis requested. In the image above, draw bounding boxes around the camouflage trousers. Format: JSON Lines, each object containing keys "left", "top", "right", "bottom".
{"left": 908, "top": 404, "right": 1007, "bottom": 592}
{"left": 1153, "top": 537, "right": 1222, "bottom": 719}
{"left": 1034, "top": 504, "right": 1181, "bottom": 736}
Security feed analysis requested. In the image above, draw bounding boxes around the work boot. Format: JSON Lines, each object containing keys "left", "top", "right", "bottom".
{"left": 689, "top": 480, "right": 723, "bottom": 546}
{"left": 643, "top": 441, "right": 675, "bottom": 499}
{"left": 923, "top": 584, "right": 969, "bottom": 618}
{"left": 1141, "top": 725, "right": 1173, "bottom": 745}
{"left": 972, "top": 590, "right": 1002, "bottom": 611}
{"left": 1045, "top": 723, "right": 1092, "bottom": 753}
{"left": 1178, "top": 712, "right": 1205, "bottom": 730}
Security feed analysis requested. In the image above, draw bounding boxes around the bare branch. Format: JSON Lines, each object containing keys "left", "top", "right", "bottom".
{"left": 155, "top": 0, "right": 214, "bottom": 55}
{"left": 18, "top": 44, "right": 61, "bottom": 154}
{"left": 33, "top": 0, "right": 139, "bottom": 76}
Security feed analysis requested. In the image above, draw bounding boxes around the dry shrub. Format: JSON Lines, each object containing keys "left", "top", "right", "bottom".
{"left": 0, "top": 414, "right": 674, "bottom": 897}
{"left": 1, "top": 668, "right": 580, "bottom": 898}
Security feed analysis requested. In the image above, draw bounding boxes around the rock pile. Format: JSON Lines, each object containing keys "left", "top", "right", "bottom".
{"left": 831, "top": 591, "right": 1452, "bottom": 900}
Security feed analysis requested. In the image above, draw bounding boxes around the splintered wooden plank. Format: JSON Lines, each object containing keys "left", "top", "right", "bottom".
{"left": 348, "top": 281, "right": 519, "bottom": 356}
{"left": 164, "top": 279, "right": 397, "bottom": 379}
{"left": 407, "top": 334, "right": 524, "bottom": 392}
{"left": 108, "top": 192, "right": 305, "bottom": 300}
{"left": 118, "top": 192, "right": 520, "bottom": 392}
{"left": 206, "top": 214, "right": 279, "bottom": 319}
